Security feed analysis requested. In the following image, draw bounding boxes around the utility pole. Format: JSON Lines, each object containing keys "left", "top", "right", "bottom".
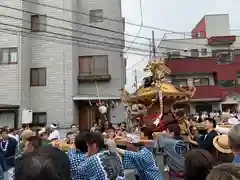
{"left": 152, "top": 30, "right": 156, "bottom": 58}
{"left": 133, "top": 69, "right": 138, "bottom": 91}
{"left": 149, "top": 38, "right": 152, "bottom": 58}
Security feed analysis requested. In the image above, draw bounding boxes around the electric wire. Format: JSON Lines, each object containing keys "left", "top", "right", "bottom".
{"left": 0, "top": 18, "right": 158, "bottom": 55}
{"left": 23, "top": 0, "right": 193, "bottom": 37}
{"left": 0, "top": 4, "right": 150, "bottom": 48}
{"left": 0, "top": 11, "right": 218, "bottom": 56}
{"left": 1, "top": 16, "right": 234, "bottom": 58}
{"left": 124, "top": 0, "right": 144, "bottom": 53}
{"left": 0, "top": 4, "right": 213, "bottom": 48}
{"left": 0, "top": 24, "right": 154, "bottom": 57}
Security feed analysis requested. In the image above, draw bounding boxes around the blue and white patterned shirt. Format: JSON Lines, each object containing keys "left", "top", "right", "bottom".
{"left": 123, "top": 147, "right": 162, "bottom": 180}
{"left": 77, "top": 150, "right": 125, "bottom": 180}
{"left": 68, "top": 148, "right": 86, "bottom": 180}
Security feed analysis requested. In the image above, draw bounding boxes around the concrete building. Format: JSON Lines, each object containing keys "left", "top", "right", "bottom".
{"left": 0, "top": 0, "right": 126, "bottom": 129}
{"left": 159, "top": 14, "right": 240, "bottom": 114}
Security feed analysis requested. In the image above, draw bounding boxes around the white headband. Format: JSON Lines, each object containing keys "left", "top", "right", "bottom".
{"left": 50, "top": 123, "right": 58, "bottom": 129}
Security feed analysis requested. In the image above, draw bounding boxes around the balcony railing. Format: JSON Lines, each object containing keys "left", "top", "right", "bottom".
{"left": 192, "top": 85, "right": 240, "bottom": 101}
{"left": 166, "top": 56, "right": 240, "bottom": 75}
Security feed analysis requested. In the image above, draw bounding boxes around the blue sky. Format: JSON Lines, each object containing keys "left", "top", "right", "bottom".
{"left": 122, "top": 0, "right": 240, "bottom": 92}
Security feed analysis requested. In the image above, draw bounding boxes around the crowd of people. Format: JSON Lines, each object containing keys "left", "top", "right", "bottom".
{"left": 1, "top": 112, "right": 240, "bottom": 180}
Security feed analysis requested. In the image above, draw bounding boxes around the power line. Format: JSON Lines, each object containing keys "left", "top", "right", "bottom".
{"left": 0, "top": 4, "right": 150, "bottom": 46}
{"left": 0, "top": 15, "right": 228, "bottom": 58}
{"left": 0, "top": 4, "right": 148, "bottom": 41}
{"left": 0, "top": 16, "right": 159, "bottom": 55}
{"left": 23, "top": 0, "right": 192, "bottom": 37}
{"left": 125, "top": 0, "right": 144, "bottom": 53}
{"left": 0, "top": 24, "right": 156, "bottom": 57}
{"left": 1, "top": 14, "right": 237, "bottom": 63}
{"left": 126, "top": 57, "right": 147, "bottom": 71}
{"left": 0, "top": 4, "right": 211, "bottom": 49}
{"left": 0, "top": 8, "right": 213, "bottom": 56}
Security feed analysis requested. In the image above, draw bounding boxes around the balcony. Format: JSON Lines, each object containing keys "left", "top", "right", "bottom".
{"left": 191, "top": 85, "right": 240, "bottom": 101}
{"left": 166, "top": 56, "right": 240, "bottom": 75}
{"left": 78, "top": 73, "right": 111, "bottom": 82}
{"left": 208, "top": 35, "right": 236, "bottom": 46}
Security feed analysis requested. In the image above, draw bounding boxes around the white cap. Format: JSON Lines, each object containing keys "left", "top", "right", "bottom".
{"left": 126, "top": 133, "right": 141, "bottom": 144}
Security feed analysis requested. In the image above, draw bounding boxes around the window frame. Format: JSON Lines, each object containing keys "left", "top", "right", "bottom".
{"left": 0, "top": 48, "right": 18, "bottom": 64}
{"left": 89, "top": 9, "right": 103, "bottom": 23}
{"left": 30, "top": 14, "right": 47, "bottom": 32}
{"left": 172, "top": 78, "right": 188, "bottom": 86}
{"left": 191, "top": 49, "right": 199, "bottom": 57}
{"left": 170, "top": 51, "right": 181, "bottom": 59}
{"left": 193, "top": 78, "right": 209, "bottom": 86}
{"left": 237, "top": 72, "right": 240, "bottom": 85}
{"left": 201, "top": 48, "right": 207, "bottom": 56}
{"left": 79, "top": 55, "right": 109, "bottom": 75}
{"left": 219, "top": 80, "right": 236, "bottom": 88}
{"left": 30, "top": 67, "right": 47, "bottom": 86}
{"left": 32, "top": 112, "right": 47, "bottom": 126}
{"left": 234, "top": 49, "right": 240, "bottom": 56}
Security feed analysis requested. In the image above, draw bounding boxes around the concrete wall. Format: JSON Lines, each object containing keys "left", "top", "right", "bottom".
{"left": 0, "top": 0, "right": 125, "bottom": 127}
{"left": 28, "top": 0, "right": 75, "bottom": 128}
{"left": 75, "top": 0, "right": 125, "bottom": 98}
{"left": 205, "top": 14, "right": 230, "bottom": 37}
{"left": 0, "top": 0, "right": 22, "bottom": 106}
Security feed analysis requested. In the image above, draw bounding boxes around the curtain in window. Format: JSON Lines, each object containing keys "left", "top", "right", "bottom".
{"left": 93, "top": 55, "right": 108, "bottom": 74}
{"left": 79, "top": 57, "right": 91, "bottom": 74}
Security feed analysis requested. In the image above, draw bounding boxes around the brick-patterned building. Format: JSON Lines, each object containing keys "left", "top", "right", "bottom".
{"left": 0, "top": 0, "right": 126, "bottom": 129}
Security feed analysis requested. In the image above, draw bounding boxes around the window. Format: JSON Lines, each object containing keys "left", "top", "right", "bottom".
{"left": 172, "top": 79, "right": 187, "bottom": 86}
{"left": 32, "top": 112, "right": 47, "bottom": 126}
{"left": 234, "top": 49, "right": 240, "bottom": 56}
{"left": 79, "top": 55, "right": 108, "bottom": 75}
{"left": 193, "top": 78, "right": 209, "bottom": 86}
{"left": 191, "top": 49, "right": 199, "bottom": 57}
{"left": 196, "top": 32, "right": 201, "bottom": 38}
{"left": 31, "top": 14, "right": 46, "bottom": 32}
{"left": 212, "top": 49, "right": 233, "bottom": 64}
{"left": 30, "top": 67, "right": 47, "bottom": 86}
{"left": 170, "top": 51, "right": 181, "bottom": 59}
{"left": 237, "top": 72, "right": 240, "bottom": 85}
{"left": 201, "top": 48, "right": 207, "bottom": 56}
{"left": 89, "top": 9, "right": 103, "bottom": 23}
{"left": 0, "top": 48, "right": 18, "bottom": 64}
{"left": 219, "top": 80, "right": 236, "bottom": 88}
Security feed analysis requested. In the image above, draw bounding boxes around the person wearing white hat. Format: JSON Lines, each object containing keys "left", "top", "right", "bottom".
{"left": 48, "top": 123, "right": 60, "bottom": 141}
{"left": 116, "top": 133, "right": 162, "bottom": 180}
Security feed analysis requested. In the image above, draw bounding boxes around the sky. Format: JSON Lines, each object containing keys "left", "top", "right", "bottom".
{"left": 122, "top": 0, "right": 240, "bottom": 92}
